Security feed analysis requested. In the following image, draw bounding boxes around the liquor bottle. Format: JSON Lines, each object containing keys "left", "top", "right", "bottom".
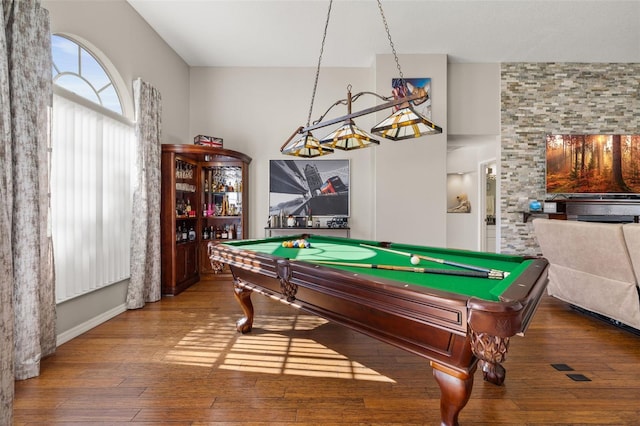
{"left": 203, "top": 226, "right": 210, "bottom": 240}
{"left": 188, "top": 226, "right": 196, "bottom": 241}
{"left": 307, "top": 209, "right": 313, "bottom": 227}
{"left": 181, "top": 225, "right": 188, "bottom": 242}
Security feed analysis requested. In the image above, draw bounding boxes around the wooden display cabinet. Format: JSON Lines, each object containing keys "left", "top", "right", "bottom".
{"left": 161, "top": 144, "right": 251, "bottom": 295}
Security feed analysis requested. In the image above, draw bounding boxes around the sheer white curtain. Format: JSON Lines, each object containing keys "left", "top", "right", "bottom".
{"left": 50, "top": 92, "right": 135, "bottom": 303}
{"left": 1, "top": 1, "right": 54, "bottom": 423}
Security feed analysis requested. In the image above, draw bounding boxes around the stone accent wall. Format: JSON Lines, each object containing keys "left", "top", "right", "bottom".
{"left": 500, "top": 63, "right": 640, "bottom": 255}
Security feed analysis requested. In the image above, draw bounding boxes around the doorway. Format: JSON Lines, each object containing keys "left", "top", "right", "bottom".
{"left": 480, "top": 160, "right": 497, "bottom": 252}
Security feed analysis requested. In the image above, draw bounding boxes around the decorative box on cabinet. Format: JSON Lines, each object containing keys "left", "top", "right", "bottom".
{"left": 160, "top": 144, "right": 251, "bottom": 295}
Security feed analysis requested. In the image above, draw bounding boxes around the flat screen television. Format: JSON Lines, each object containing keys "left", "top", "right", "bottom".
{"left": 545, "top": 134, "right": 640, "bottom": 195}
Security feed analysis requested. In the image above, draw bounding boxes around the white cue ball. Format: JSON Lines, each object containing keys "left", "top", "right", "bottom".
{"left": 410, "top": 255, "right": 420, "bottom": 265}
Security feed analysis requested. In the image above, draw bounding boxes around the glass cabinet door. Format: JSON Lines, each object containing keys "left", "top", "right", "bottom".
{"left": 174, "top": 158, "right": 198, "bottom": 244}
{"left": 202, "top": 164, "right": 244, "bottom": 241}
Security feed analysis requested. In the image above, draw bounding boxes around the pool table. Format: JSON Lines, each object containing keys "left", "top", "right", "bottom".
{"left": 208, "top": 235, "right": 549, "bottom": 426}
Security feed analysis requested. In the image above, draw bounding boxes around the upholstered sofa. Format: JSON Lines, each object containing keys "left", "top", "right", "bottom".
{"left": 532, "top": 218, "right": 640, "bottom": 331}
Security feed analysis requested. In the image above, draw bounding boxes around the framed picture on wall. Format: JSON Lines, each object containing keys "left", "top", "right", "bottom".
{"left": 392, "top": 77, "right": 432, "bottom": 117}
{"left": 269, "top": 159, "right": 350, "bottom": 217}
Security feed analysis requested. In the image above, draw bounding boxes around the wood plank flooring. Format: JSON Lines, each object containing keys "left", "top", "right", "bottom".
{"left": 13, "top": 278, "right": 640, "bottom": 425}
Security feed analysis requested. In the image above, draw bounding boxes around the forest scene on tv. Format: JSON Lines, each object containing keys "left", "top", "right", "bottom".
{"left": 546, "top": 134, "right": 640, "bottom": 194}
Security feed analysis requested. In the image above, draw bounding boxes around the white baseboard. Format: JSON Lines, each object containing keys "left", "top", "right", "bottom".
{"left": 56, "top": 303, "right": 127, "bottom": 346}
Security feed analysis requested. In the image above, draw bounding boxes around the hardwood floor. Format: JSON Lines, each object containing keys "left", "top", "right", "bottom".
{"left": 14, "top": 278, "right": 640, "bottom": 425}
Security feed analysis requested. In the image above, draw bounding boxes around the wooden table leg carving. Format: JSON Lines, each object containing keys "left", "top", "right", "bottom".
{"left": 469, "top": 329, "right": 510, "bottom": 385}
{"left": 430, "top": 361, "right": 476, "bottom": 426}
{"left": 209, "top": 259, "right": 225, "bottom": 274}
{"left": 233, "top": 281, "right": 254, "bottom": 334}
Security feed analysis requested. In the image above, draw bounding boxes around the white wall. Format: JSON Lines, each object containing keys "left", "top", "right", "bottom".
{"left": 189, "top": 66, "right": 377, "bottom": 240}
{"left": 187, "top": 58, "right": 497, "bottom": 248}
{"left": 375, "top": 54, "right": 448, "bottom": 246}
{"left": 446, "top": 63, "right": 501, "bottom": 251}
{"left": 447, "top": 63, "right": 500, "bottom": 136}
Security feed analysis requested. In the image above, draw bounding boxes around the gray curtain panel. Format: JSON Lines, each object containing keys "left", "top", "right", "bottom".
{"left": 127, "top": 78, "right": 162, "bottom": 309}
{"left": 0, "top": 4, "right": 13, "bottom": 422}
{"left": 0, "top": 0, "right": 56, "bottom": 423}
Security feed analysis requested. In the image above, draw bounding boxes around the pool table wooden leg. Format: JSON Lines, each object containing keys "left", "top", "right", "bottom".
{"left": 470, "top": 330, "right": 510, "bottom": 385}
{"left": 430, "top": 361, "right": 476, "bottom": 426}
{"left": 233, "top": 282, "right": 254, "bottom": 334}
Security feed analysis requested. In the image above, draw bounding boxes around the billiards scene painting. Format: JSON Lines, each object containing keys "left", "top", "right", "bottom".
{"left": 208, "top": 235, "right": 549, "bottom": 426}
{"left": 269, "top": 159, "right": 350, "bottom": 218}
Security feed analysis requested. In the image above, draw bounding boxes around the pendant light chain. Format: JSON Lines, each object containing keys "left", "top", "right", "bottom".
{"left": 306, "top": 0, "right": 334, "bottom": 127}
{"left": 376, "top": 0, "right": 405, "bottom": 88}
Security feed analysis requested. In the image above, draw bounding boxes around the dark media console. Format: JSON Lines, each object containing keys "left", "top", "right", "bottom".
{"left": 544, "top": 198, "right": 640, "bottom": 222}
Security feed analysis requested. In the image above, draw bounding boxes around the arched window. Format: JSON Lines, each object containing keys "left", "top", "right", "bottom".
{"left": 51, "top": 34, "right": 123, "bottom": 115}
{"left": 50, "top": 33, "right": 135, "bottom": 306}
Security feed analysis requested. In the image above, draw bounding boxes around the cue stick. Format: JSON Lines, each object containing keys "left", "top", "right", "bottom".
{"left": 359, "top": 243, "right": 508, "bottom": 280}
{"left": 309, "top": 260, "right": 493, "bottom": 279}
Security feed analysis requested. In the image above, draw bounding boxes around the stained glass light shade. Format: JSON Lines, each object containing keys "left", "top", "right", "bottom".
{"left": 319, "top": 120, "right": 380, "bottom": 150}
{"left": 371, "top": 104, "right": 443, "bottom": 141}
{"left": 281, "top": 131, "right": 334, "bottom": 158}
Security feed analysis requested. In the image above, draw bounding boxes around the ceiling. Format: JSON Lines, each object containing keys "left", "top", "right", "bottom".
{"left": 126, "top": 0, "right": 640, "bottom": 68}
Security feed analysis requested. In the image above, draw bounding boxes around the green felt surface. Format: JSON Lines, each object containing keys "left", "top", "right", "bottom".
{"left": 220, "top": 235, "right": 532, "bottom": 302}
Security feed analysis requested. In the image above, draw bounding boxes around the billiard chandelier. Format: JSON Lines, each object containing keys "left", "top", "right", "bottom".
{"left": 280, "top": 0, "right": 443, "bottom": 158}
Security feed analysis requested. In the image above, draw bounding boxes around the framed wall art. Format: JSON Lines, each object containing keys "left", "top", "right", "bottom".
{"left": 269, "top": 159, "right": 350, "bottom": 217}
{"left": 392, "top": 77, "right": 432, "bottom": 117}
